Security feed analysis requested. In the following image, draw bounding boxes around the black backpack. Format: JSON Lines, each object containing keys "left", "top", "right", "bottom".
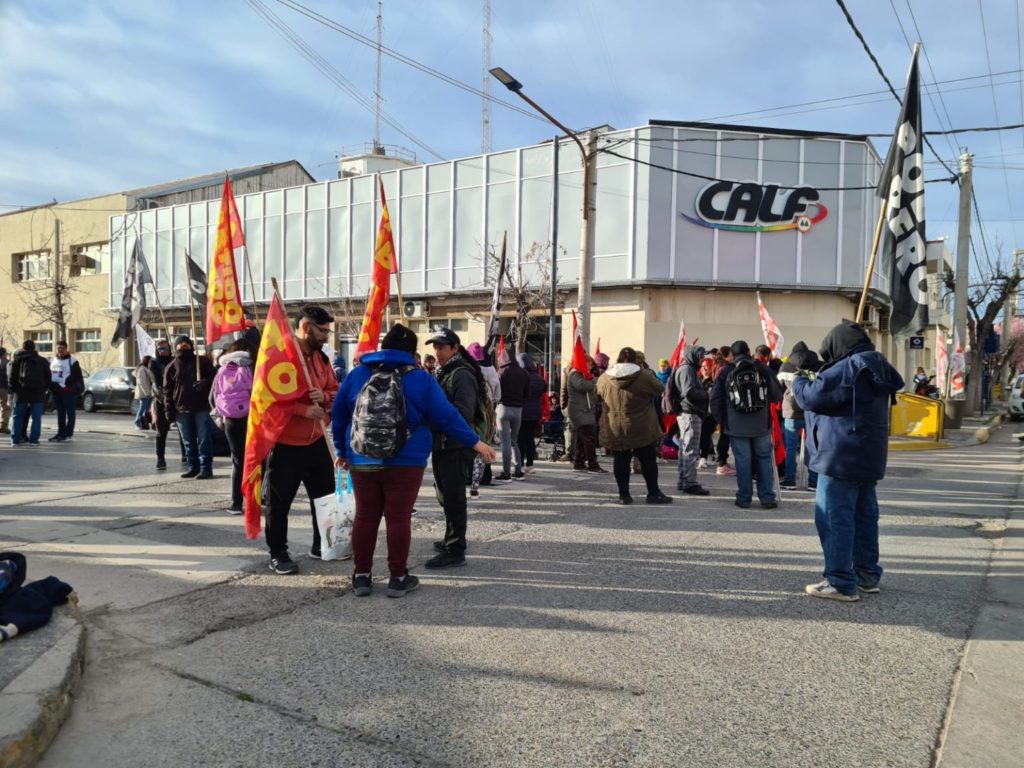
{"left": 726, "top": 360, "right": 767, "bottom": 413}
{"left": 662, "top": 369, "right": 683, "bottom": 414}
{"left": 350, "top": 364, "right": 415, "bottom": 459}
{"left": 18, "top": 356, "right": 50, "bottom": 393}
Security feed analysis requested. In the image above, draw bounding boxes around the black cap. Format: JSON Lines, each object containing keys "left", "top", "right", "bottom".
{"left": 381, "top": 323, "right": 418, "bottom": 355}
{"left": 730, "top": 340, "right": 750, "bottom": 357}
{"left": 426, "top": 327, "right": 460, "bottom": 347}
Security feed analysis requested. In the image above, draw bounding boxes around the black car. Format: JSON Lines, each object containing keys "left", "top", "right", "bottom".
{"left": 82, "top": 367, "right": 138, "bottom": 413}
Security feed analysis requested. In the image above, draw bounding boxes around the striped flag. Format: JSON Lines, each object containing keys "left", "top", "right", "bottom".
{"left": 757, "top": 292, "right": 785, "bottom": 358}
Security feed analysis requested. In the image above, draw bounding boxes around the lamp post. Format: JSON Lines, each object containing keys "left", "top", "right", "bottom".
{"left": 489, "top": 67, "right": 596, "bottom": 351}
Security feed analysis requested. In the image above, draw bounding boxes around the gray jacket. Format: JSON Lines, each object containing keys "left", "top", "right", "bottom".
{"left": 566, "top": 369, "right": 597, "bottom": 426}
{"left": 709, "top": 355, "right": 783, "bottom": 438}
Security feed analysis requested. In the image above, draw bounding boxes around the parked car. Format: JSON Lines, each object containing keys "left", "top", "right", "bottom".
{"left": 1009, "top": 374, "right": 1024, "bottom": 421}
{"left": 82, "top": 367, "right": 138, "bottom": 413}
{"left": 43, "top": 370, "right": 88, "bottom": 412}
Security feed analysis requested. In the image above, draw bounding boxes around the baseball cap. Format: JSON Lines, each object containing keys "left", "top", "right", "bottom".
{"left": 426, "top": 327, "right": 461, "bottom": 347}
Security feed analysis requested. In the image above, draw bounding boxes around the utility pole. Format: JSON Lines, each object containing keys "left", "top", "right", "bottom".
{"left": 373, "top": 0, "right": 383, "bottom": 152}
{"left": 548, "top": 135, "right": 559, "bottom": 393}
{"left": 53, "top": 217, "right": 63, "bottom": 344}
{"left": 951, "top": 152, "right": 973, "bottom": 408}
{"left": 576, "top": 131, "right": 598, "bottom": 351}
{"left": 481, "top": 0, "right": 492, "bottom": 154}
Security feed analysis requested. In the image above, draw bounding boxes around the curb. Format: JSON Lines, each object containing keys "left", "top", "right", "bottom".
{"left": 0, "top": 603, "right": 86, "bottom": 768}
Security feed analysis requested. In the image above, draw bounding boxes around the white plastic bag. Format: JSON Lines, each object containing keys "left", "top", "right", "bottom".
{"left": 314, "top": 469, "right": 356, "bottom": 561}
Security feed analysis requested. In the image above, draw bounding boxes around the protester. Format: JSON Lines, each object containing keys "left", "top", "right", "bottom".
{"left": 568, "top": 355, "right": 605, "bottom": 473}
{"left": 792, "top": 321, "right": 903, "bottom": 602}
{"left": 656, "top": 358, "right": 671, "bottom": 386}
{"left": 697, "top": 353, "right": 720, "bottom": 469}
{"left": 710, "top": 340, "right": 783, "bottom": 509}
{"left": 466, "top": 342, "right": 500, "bottom": 496}
{"left": 0, "top": 347, "right": 11, "bottom": 435}
{"left": 777, "top": 341, "right": 821, "bottom": 490}
{"left": 133, "top": 356, "right": 155, "bottom": 431}
{"left": 755, "top": 344, "right": 772, "bottom": 365}
{"left": 163, "top": 336, "right": 216, "bottom": 479}
{"left": 8, "top": 340, "right": 49, "bottom": 446}
{"left": 596, "top": 347, "right": 672, "bottom": 505}
{"left": 516, "top": 352, "right": 546, "bottom": 470}
{"left": 48, "top": 341, "right": 83, "bottom": 443}
{"left": 673, "top": 344, "right": 710, "bottom": 496}
{"left": 559, "top": 367, "right": 576, "bottom": 463}
{"left": 495, "top": 348, "right": 529, "bottom": 482}
{"left": 712, "top": 345, "right": 736, "bottom": 476}
{"left": 333, "top": 324, "right": 496, "bottom": 597}
{"left": 422, "top": 354, "right": 437, "bottom": 375}
{"left": 263, "top": 307, "right": 339, "bottom": 575}
{"left": 426, "top": 327, "right": 489, "bottom": 568}
{"left": 333, "top": 352, "right": 347, "bottom": 385}
{"left": 213, "top": 339, "right": 256, "bottom": 514}
{"left": 148, "top": 339, "right": 181, "bottom": 471}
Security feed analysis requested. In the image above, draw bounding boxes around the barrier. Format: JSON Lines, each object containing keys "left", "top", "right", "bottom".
{"left": 890, "top": 392, "right": 945, "bottom": 441}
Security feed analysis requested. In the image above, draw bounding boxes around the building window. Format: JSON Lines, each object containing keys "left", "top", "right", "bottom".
{"left": 25, "top": 330, "right": 53, "bottom": 354}
{"left": 69, "top": 243, "right": 110, "bottom": 276}
{"left": 73, "top": 329, "right": 102, "bottom": 353}
{"left": 13, "top": 251, "right": 52, "bottom": 282}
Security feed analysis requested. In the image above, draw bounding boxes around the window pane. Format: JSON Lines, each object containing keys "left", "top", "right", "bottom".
{"left": 352, "top": 175, "right": 373, "bottom": 204}
{"left": 454, "top": 186, "right": 483, "bottom": 269}
{"left": 264, "top": 215, "right": 283, "bottom": 293}
{"left": 400, "top": 195, "right": 424, "bottom": 275}
{"left": 328, "top": 207, "right": 349, "bottom": 296}
{"left": 328, "top": 179, "right": 349, "bottom": 208}
{"left": 265, "top": 190, "right": 283, "bottom": 216}
{"left": 283, "top": 213, "right": 303, "bottom": 296}
{"left": 488, "top": 151, "right": 516, "bottom": 183}
{"left": 455, "top": 158, "right": 484, "bottom": 187}
{"left": 305, "top": 209, "right": 325, "bottom": 296}
{"left": 522, "top": 146, "right": 551, "bottom": 178}
{"left": 189, "top": 203, "right": 206, "bottom": 226}
{"left": 427, "top": 163, "right": 451, "bottom": 193}
{"left": 244, "top": 218, "right": 264, "bottom": 300}
{"left": 401, "top": 167, "right": 423, "bottom": 196}
{"left": 426, "top": 191, "right": 451, "bottom": 271}
{"left": 351, "top": 203, "right": 373, "bottom": 277}
{"left": 242, "top": 194, "right": 262, "bottom": 219}
{"left": 306, "top": 183, "right": 326, "bottom": 210}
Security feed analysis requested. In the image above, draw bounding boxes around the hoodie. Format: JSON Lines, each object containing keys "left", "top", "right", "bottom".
{"left": 9, "top": 349, "right": 51, "bottom": 403}
{"left": 778, "top": 341, "right": 813, "bottom": 419}
{"left": 709, "top": 354, "right": 783, "bottom": 438}
{"left": 333, "top": 353, "right": 347, "bottom": 384}
{"left": 792, "top": 322, "right": 904, "bottom": 481}
{"left": 673, "top": 345, "right": 709, "bottom": 416}
{"left": 162, "top": 347, "right": 216, "bottom": 418}
{"left": 497, "top": 350, "right": 530, "bottom": 408}
{"left": 595, "top": 362, "right": 664, "bottom": 451}
{"left": 517, "top": 353, "right": 546, "bottom": 421}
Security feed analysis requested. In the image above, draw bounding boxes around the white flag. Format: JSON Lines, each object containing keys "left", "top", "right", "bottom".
{"left": 949, "top": 328, "right": 966, "bottom": 397}
{"left": 756, "top": 292, "right": 785, "bottom": 358}
{"left": 135, "top": 324, "right": 156, "bottom": 361}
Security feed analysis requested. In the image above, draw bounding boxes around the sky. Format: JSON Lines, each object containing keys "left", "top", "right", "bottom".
{"left": 1, "top": 0, "right": 1022, "bottom": 269}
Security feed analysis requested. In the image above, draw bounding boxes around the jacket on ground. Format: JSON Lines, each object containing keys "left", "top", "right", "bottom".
{"left": 596, "top": 363, "right": 663, "bottom": 451}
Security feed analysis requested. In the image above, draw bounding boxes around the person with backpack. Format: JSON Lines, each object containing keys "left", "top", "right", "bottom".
{"left": 425, "top": 328, "right": 492, "bottom": 568}
{"left": 710, "top": 340, "right": 783, "bottom": 509}
{"left": 466, "top": 342, "right": 500, "bottom": 496}
{"left": 133, "top": 356, "right": 155, "bottom": 430}
{"left": 213, "top": 339, "right": 256, "bottom": 514}
{"left": 568, "top": 355, "right": 604, "bottom": 473}
{"left": 8, "top": 340, "right": 50, "bottom": 446}
{"left": 162, "top": 336, "right": 217, "bottom": 480}
{"left": 495, "top": 349, "right": 529, "bottom": 482}
{"left": 672, "top": 345, "right": 710, "bottom": 496}
{"left": 332, "top": 325, "right": 496, "bottom": 597}
{"left": 47, "top": 341, "right": 83, "bottom": 443}
{"left": 516, "top": 352, "right": 546, "bottom": 470}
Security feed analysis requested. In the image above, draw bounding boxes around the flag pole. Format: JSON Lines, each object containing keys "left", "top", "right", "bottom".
{"left": 856, "top": 198, "right": 889, "bottom": 323}
{"left": 242, "top": 244, "right": 260, "bottom": 326}
{"left": 185, "top": 255, "right": 201, "bottom": 382}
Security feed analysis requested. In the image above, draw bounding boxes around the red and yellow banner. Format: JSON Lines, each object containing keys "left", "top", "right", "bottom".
{"left": 242, "top": 294, "right": 308, "bottom": 539}
{"left": 207, "top": 177, "right": 247, "bottom": 344}
{"left": 354, "top": 178, "right": 398, "bottom": 361}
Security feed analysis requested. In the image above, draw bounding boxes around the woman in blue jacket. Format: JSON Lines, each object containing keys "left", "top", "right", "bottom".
{"left": 332, "top": 324, "right": 495, "bottom": 598}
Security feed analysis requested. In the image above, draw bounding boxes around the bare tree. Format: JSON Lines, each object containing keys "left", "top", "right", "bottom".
{"left": 485, "top": 240, "right": 554, "bottom": 354}
{"left": 14, "top": 254, "right": 79, "bottom": 343}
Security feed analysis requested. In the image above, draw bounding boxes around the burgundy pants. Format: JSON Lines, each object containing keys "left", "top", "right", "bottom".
{"left": 350, "top": 466, "right": 425, "bottom": 577}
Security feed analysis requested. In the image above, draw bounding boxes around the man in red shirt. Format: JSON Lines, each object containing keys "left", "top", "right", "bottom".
{"left": 265, "top": 306, "right": 340, "bottom": 575}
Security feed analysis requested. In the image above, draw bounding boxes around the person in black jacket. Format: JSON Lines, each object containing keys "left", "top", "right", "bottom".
{"left": 0, "top": 347, "right": 11, "bottom": 434}
{"left": 673, "top": 345, "right": 710, "bottom": 496}
{"left": 162, "top": 336, "right": 216, "bottom": 479}
{"left": 47, "top": 340, "right": 84, "bottom": 443}
{"left": 495, "top": 349, "right": 530, "bottom": 481}
{"left": 516, "top": 352, "right": 546, "bottom": 469}
{"left": 8, "top": 340, "right": 51, "bottom": 446}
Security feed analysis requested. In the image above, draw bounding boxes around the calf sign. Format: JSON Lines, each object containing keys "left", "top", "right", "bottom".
{"left": 681, "top": 181, "right": 828, "bottom": 234}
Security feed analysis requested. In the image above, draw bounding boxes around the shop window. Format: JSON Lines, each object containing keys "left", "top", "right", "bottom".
{"left": 13, "top": 251, "right": 52, "bottom": 282}
{"left": 73, "top": 329, "right": 102, "bottom": 353}
{"left": 25, "top": 330, "right": 53, "bottom": 354}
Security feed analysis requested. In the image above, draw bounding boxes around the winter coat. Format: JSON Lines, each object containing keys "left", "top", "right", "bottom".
{"left": 8, "top": 349, "right": 51, "bottom": 404}
{"left": 332, "top": 349, "right": 480, "bottom": 468}
{"left": 0, "top": 357, "right": 8, "bottom": 390}
{"left": 517, "top": 353, "right": 546, "bottom": 421}
{"left": 212, "top": 351, "right": 254, "bottom": 419}
{"left": 709, "top": 354, "right": 783, "bottom": 438}
{"left": 162, "top": 349, "right": 216, "bottom": 419}
{"left": 674, "top": 345, "right": 709, "bottom": 416}
{"left": 333, "top": 353, "right": 347, "bottom": 385}
{"left": 497, "top": 350, "right": 530, "bottom": 408}
{"left": 778, "top": 341, "right": 809, "bottom": 419}
{"left": 596, "top": 363, "right": 664, "bottom": 451}
{"left": 149, "top": 353, "right": 173, "bottom": 414}
{"left": 134, "top": 365, "right": 156, "bottom": 399}
{"left": 48, "top": 355, "right": 83, "bottom": 393}
{"left": 792, "top": 323, "right": 904, "bottom": 482}
{"left": 566, "top": 369, "right": 597, "bottom": 426}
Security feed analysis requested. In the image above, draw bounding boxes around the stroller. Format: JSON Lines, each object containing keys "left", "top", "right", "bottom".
{"left": 538, "top": 416, "right": 566, "bottom": 461}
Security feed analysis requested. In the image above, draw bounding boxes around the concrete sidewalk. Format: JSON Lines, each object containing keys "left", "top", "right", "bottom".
{"left": 0, "top": 418, "right": 1021, "bottom": 767}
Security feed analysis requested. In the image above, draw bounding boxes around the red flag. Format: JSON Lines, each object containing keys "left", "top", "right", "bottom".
{"left": 571, "top": 311, "right": 592, "bottom": 379}
{"left": 242, "top": 294, "right": 308, "bottom": 539}
{"left": 207, "top": 177, "right": 247, "bottom": 344}
{"left": 354, "top": 179, "right": 397, "bottom": 360}
{"left": 668, "top": 320, "right": 687, "bottom": 369}
{"left": 756, "top": 291, "right": 785, "bottom": 357}
{"left": 497, "top": 335, "right": 505, "bottom": 360}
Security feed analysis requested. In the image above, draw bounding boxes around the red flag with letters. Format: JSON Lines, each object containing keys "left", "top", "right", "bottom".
{"left": 207, "top": 177, "right": 248, "bottom": 344}
{"left": 354, "top": 179, "right": 397, "bottom": 360}
{"left": 241, "top": 294, "right": 308, "bottom": 539}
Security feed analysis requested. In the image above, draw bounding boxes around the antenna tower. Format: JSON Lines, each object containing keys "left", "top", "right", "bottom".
{"left": 374, "top": 0, "right": 383, "bottom": 152}
{"left": 482, "top": 0, "right": 492, "bottom": 153}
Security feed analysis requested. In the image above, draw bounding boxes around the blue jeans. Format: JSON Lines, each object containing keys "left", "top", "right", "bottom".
{"left": 175, "top": 411, "right": 215, "bottom": 473}
{"left": 135, "top": 397, "right": 152, "bottom": 428}
{"left": 730, "top": 433, "right": 775, "bottom": 506}
{"left": 783, "top": 418, "right": 818, "bottom": 486}
{"left": 54, "top": 389, "right": 77, "bottom": 438}
{"left": 12, "top": 401, "right": 44, "bottom": 444}
{"left": 814, "top": 474, "right": 882, "bottom": 595}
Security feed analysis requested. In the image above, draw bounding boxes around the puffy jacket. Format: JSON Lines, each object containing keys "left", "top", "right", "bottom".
{"left": 596, "top": 363, "right": 663, "bottom": 451}
{"left": 134, "top": 365, "right": 156, "bottom": 399}
{"left": 709, "top": 354, "right": 783, "bottom": 438}
{"left": 332, "top": 349, "right": 480, "bottom": 468}
{"left": 497, "top": 351, "right": 530, "bottom": 407}
{"left": 792, "top": 325, "right": 904, "bottom": 482}
{"left": 9, "top": 350, "right": 51, "bottom": 403}
{"left": 517, "top": 353, "right": 546, "bottom": 421}
{"left": 162, "top": 349, "right": 215, "bottom": 418}
{"left": 674, "top": 345, "right": 708, "bottom": 416}
{"left": 566, "top": 369, "right": 597, "bottom": 426}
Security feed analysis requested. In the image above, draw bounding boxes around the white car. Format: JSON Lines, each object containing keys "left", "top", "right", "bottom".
{"left": 1009, "top": 374, "right": 1024, "bottom": 421}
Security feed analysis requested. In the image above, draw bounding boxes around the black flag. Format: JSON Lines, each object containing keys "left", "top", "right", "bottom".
{"left": 186, "top": 252, "right": 208, "bottom": 327}
{"left": 110, "top": 239, "right": 148, "bottom": 347}
{"left": 877, "top": 45, "right": 928, "bottom": 340}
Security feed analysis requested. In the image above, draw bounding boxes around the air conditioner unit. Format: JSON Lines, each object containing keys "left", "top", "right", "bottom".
{"left": 861, "top": 305, "right": 878, "bottom": 327}
{"left": 402, "top": 300, "right": 428, "bottom": 319}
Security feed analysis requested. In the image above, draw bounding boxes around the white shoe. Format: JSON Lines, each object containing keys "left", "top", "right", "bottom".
{"left": 697, "top": 458, "right": 707, "bottom": 469}
{"left": 805, "top": 579, "right": 860, "bottom": 602}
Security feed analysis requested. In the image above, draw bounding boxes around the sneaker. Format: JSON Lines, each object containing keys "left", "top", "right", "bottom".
{"left": 227, "top": 504, "right": 244, "bottom": 516}
{"left": 697, "top": 458, "right": 708, "bottom": 469}
{"left": 779, "top": 480, "right": 797, "bottom": 490}
{"left": 587, "top": 466, "right": 609, "bottom": 474}
{"left": 682, "top": 484, "right": 710, "bottom": 496}
{"left": 196, "top": 471, "right": 214, "bottom": 480}
{"left": 27, "top": 442, "right": 39, "bottom": 447}
{"left": 308, "top": 546, "right": 321, "bottom": 560}
{"left": 352, "top": 573, "right": 373, "bottom": 596}
{"left": 573, "top": 466, "right": 589, "bottom": 472}
{"left": 156, "top": 460, "right": 167, "bottom": 471}
{"left": 432, "top": 540, "right": 447, "bottom": 552}
{"left": 618, "top": 493, "right": 634, "bottom": 505}
{"left": 269, "top": 555, "right": 299, "bottom": 575}
{"left": 386, "top": 573, "right": 421, "bottom": 598}
{"left": 805, "top": 579, "right": 859, "bottom": 602}
{"left": 470, "top": 488, "right": 479, "bottom": 497}
{"left": 181, "top": 468, "right": 200, "bottom": 478}
{"left": 761, "top": 500, "right": 778, "bottom": 509}
{"left": 63, "top": 436, "right": 72, "bottom": 442}
{"left": 734, "top": 500, "right": 751, "bottom": 509}
{"left": 512, "top": 470, "right": 525, "bottom": 481}
{"left": 180, "top": 456, "right": 189, "bottom": 464}
{"left": 857, "top": 582, "right": 881, "bottom": 594}
{"left": 424, "top": 551, "right": 466, "bottom": 569}
{"left": 410, "top": 507, "right": 417, "bottom": 516}
{"left": 646, "top": 491, "right": 673, "bottom": 505}
{"left": 716, "top": 464, "right": 736, "bottom": 476}
{"left": 47, "top": 435, "right": 64, "bottom": 443}
{"left": 494, "top": 473, "right": 513, "bottom": 483}
{"left": 807, "top": 484, "right": 818, "bottom": 492}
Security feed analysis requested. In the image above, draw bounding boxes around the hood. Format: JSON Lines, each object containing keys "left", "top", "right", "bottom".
{"left": 802, "top": 350, "right": 823, "bottom": 372}
{"left": 820, "top": 322, "right": 873, "bottom": 365}
{"left": 333, "top": 354, "right": 346, "bottom": 370}
{"left": 787, "top": 341, "right": 810, "bottom": 369}
{"left": 843, "top": 350, "right": 904, "bottom": 395}
{"left": 605, "top": 362, "right": 642, "bottom": 382}
{"left": 358, "top": 349, "right": 415, "bottom": 369}
{"left": 175, "top": 347, "right": 195, "bottom": 359}
{"left": 219, "top": 351, "right": 252, "bottom": 367}
{"left": 517, "top": 352, "right": 537, "bottom": 372}
{"left": 12, "top": 349, "right": 38, "bottom": 362}
{"left": 497, "top": 350, "right": 518, "bottom": 369}
{"left": 684, "top": 345, "right": 706, "bottom": 368}
{"left": 0, "top": 552, "right": 27, "bottom": 599}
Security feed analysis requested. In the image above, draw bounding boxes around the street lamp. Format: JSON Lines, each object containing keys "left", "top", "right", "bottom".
{"left": 489, "top": 67, "right": 596, "bottom": 352}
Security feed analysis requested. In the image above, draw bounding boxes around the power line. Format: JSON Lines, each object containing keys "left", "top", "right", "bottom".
{"left": 903, "top": 1, "right": 962, "bottom": 164}
{"left": 1018, "top": 0, "right": 1024, "bottom": 151}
